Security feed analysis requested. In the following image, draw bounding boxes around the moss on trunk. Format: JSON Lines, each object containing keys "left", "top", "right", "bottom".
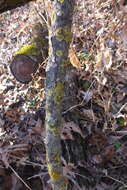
{"left": 13, "top": 23, "right": 48, "bottom": 63}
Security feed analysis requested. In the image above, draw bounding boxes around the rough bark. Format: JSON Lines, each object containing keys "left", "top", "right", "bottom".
{"left": 0, "top": 0, "right": 34, "bottom": 13}
{"left": 45, "top": 0, "right": 75, "bottom": 189}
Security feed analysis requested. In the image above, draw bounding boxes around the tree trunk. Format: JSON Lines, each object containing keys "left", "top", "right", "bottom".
{"left": 45, "top": 0, "right": 75, "bottom": 189}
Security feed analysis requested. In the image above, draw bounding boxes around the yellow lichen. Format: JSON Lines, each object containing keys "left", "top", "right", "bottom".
{"left": 54, "top": 153, "right": 61, "bottom": 163}
{"left": 47, "top": 89, "right": 53, "bottom": 97}
{"left": 55, "top": 27, "right": 72, "bottom": 43}
{"left": 48, "top": 164, "right": 62, "bottom": 182}
{"left": 48, "top": 126, "right": 60, "bottom": 136}
{"left": 56, "top": 34, "right": 64, "bottom": 41}
{"left": 63, "top": 28, "right": 72, "bottom": 43}
{"left": 47, "top": 164, "right": 68, "bottom": 189}
{"left": 47, "top": 153, "right": 61, "bottom": 165}
{"left": 14, "top": 43, "right": 38, "bottom": 57}
{"left": 55, "top": 28, "right": 64, "bottom": 41}
{"left": 54, "top": 82, "right": 64, "bottom": 104}
{"left": 56, "top": 50, "right": 63, "bottom": 57}
{"left": 58, "top": 0, "right": 64, "bottom": 3}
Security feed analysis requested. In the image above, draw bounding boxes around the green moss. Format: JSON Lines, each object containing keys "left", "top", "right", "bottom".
{"left": 83, "top": 81, "right": 91, "bottom": 89}
{"left": 14, "top": 43, "right": 38, "bottom": 57}
{"left": 54, "top": 82, "right": 64, "bottom": 104}
{"left": 113, "top": 141, "right": 122, "bottom": 150}
{"left": 117, "top": 117, "right": 126, "bottom": 126}
{"left": 56, "top": 50, "right": 63, "bottom": 56}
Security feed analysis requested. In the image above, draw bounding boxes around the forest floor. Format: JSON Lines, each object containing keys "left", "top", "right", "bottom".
{"left": 0, "top": 0, "right": 127, "bottom": 189}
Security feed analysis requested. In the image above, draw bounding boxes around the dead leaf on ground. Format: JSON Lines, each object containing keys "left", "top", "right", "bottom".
{"left": 82, "top": 109, "right": 97, "bottom": 122}
{"left": 95, "top": 48, "right": 112, "bottom": 72}
{"left": 62, "top": 121, "right": 85, "bottom": 140}
{"left": 5, "top": 108, "right": 21, "bottom": 122}
{"left": 31, "top": 118, "right": 45, "bottom": 136}
{"left": 69, "top": 48, "right": 82, "bottom": 69}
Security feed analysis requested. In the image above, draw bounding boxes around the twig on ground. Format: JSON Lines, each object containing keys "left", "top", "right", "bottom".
{"left": 9, "top": 165, "right": 32, "bottom": 190}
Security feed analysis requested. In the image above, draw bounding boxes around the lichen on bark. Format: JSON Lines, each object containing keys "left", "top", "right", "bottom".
{"left": 45, "top": 0, "right": 75, "bottom": 189}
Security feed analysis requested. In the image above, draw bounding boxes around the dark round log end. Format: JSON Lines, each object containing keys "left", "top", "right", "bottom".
{"left": 10, "top": 54, "right": 38, "bottom": 84}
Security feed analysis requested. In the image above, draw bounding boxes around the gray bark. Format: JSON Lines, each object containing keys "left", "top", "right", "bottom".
{"left": 45, "top": 0, "right": 75, "bottom": 189}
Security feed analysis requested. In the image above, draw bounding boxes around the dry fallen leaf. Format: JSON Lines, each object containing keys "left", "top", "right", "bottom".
{"left": 62, "top": 121, "right": 85, "bottom": 140}
{"left": 0, "top": 66, "right": 4, "bottom": 76}
{"left": 69, "top": 48, "right": 82, "bottom": 69}
{"left": 95, "top": 48, "right": 112, "bottom": 72}
{"left": 82, "top": 108, "right": 97, "bottom": 122}
{"left": 103, "top": 48, "right": 112, "bottom": 71}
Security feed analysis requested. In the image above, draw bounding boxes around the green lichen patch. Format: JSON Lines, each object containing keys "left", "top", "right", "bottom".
{"left": 58, "top": 0, "right": 64, "bottom": 3}
{"left": 55, "top": 28, "right": 64, "bottom": 41}
{"left": 63, "top": 28, "right": 72, "bottom": 43}
{"left": 47, "top": 163, "right": 63, "bottom": 182}
{"left": 54, "top": 153, "right": 61, "bottom": 163}
{"left": 56, "top": 50, "right": 63, "bottom": 56}
{"left": 55, "top": 27, "right": 72, "bottom": 43}
{"left": 54, "top": 82, "right": 64, "bottom": 104}
{"left": 48, "top": 125, "right": 61, "bottom": 136}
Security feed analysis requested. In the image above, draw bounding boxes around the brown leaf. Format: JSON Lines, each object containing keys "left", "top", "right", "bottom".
{"left": 31, "top": 118, "right": 45, "bottom": 136}
{"left": 5, "top": 108, "right": 21, "bottom": 122}
{"left": 69, "top": 48, "right": 82, "bottom": 69}
{"left": 102, "top": 145, "right": 115, "bottom": 162}
{"left": 82, "top": 109, "right": 97, "bottom": 122}
{"left": 0, "top": 66, "right": 4, "bottom": 76}
{"left": 62, "top": 121, "right": 85, "bottom": 140}
{"left": 95, "top": 48, "right": 112, "bottom": 72}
